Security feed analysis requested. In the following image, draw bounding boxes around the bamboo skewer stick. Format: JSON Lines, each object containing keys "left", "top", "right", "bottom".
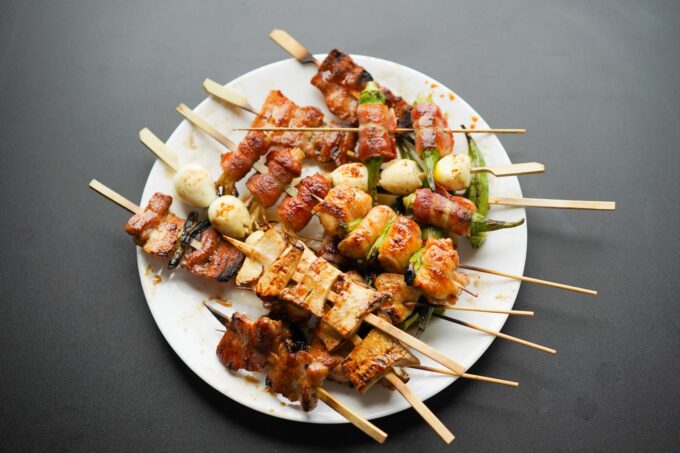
{"left": 406, "top": 302, "right": 534, "bottom": 317}
{"left": 433, "top": 313, "right": 556, "bottom": 355}
{"left": 236, "top": 126, "right": 526, "bottom": 135}
{"left": 89, "top": 179, "right": 142, "bottom": 215}
{"left": 459, "top": 264, "right": 598, "bottom": 296}
{"left": 408, "top": 365, "right": 515, "bottom": 387}
{"left": 489, "top": 197, "right": 615, "bottom": 211}
{"left": 139, "top": 128, "right": 179, "bottom": 172}
{"left": 269, "top": 29, "right": 321, "bottom": 66}
{"left": 407, "top": 365, "right": 519, "bottom": 388}
{"left": 176, "top": 103, "right": 238, "bottom": 151}
{"left": 347, "top": 336, "right": 454, "bottom": 444}
{"left": 472, "top": 162, "right": 544, "bottom": 177}
{"left": 203, "top": 79, "right": 258, "bottom": 114}
{"left": 316, "top": 389, "right": 388, "bottom": 443}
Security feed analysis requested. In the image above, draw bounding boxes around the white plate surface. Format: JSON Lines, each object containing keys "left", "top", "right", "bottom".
{"left": 136, "top": 55, "right": 527, "bottom": 423}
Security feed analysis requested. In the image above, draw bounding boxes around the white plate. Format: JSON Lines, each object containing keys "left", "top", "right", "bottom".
{"left": 136, "top": 55, "right": 527, "bottom": 423}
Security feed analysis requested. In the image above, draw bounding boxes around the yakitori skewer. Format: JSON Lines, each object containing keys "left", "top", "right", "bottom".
{"left": 433, "top": 313, "right": 556, "bottom": 355}
{"left": 238, "top": 126, "right": 526, "bottom": 135}
{"left": 89, "top": 179, "right": 391, "bottom": 442}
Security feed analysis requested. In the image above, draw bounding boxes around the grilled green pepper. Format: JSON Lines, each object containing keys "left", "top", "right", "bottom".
{"left": 464, "top": 131, "right": 489, "bottom": 248}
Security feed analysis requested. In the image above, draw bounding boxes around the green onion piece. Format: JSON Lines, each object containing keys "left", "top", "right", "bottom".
{"left": 469, "top": 212, "right": 525, "bottom": 235}
{"left": 399, "top": 312, "right": 420, "bottom": 331}
{"left": 402, "top": 193, "right": 416, "bottom": 211}
{"left": 359, "top": 81, "right": 385, "bottom": 104}
{"left": 421, "top": 226, "right": 445, "bottom": 241}
{"left": 421, "top": 149, "right": 440, "bottom": 189}
{"left": 366, "top": 156, "right": 383, "bottom": 205}
{"left": 344, "top": 217, "right": 363, "bottom": 232}
{"left": 366, "top": 215, "right": 397, "bottom": 261}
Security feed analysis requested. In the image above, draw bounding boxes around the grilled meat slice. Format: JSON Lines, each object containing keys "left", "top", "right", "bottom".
{"left": 374, "top": 273, "right": 420, "bottom": 325}
{"left": 216, "top": 313, "right": 289, "bottom": 372}
{"left": 316, "top": 235, "right": 348, "bottom": 269}
{"left": 412, "top": 100, "right": 454, "bottom": 156}
{"left": 309, "top": 336, "right": 349, "bottom": 384}
{"left": 357, "top": 103, "right": 397, "bottom": 162}
{"left": 180, "top": 227, "right": 245, "bottom": 281}
{"left": 125, "top": 193, "right": 184, "bottom": 258}
{"left": 266, "top": 341, "right": 332, "bottom": 411}
{"left": 412, "top": 188, "right": 478, "bottom": 237}
{"left": 342, "top": 329, "right": 419, "bottom": 393}
{"left": 246, "top": 147, "right": 304, "bottom": 208}
{"left": 319, "top": 185, "right": 373, "bottom": 238}
{"left": 278, "top": 173, "right": 331, "bottom": 233}
{"left": 338, "top": 205, "right": 396, "bottom": 260}
{"left": 413, "top": 237, "right": 470, "bottom": 303}
{"left": 377, "top": 216, "right": 422, "bottom": 273}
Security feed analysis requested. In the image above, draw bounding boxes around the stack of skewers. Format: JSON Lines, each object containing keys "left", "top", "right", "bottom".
{"left": 89, "top": 29, "right": 614, "bottom": 444}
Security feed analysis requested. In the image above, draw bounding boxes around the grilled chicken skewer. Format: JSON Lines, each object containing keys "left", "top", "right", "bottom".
{"left": 238, "top": 126, "right": 527, "bottom": 134}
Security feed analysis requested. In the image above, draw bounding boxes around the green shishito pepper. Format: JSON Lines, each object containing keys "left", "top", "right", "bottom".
{"left": 360, "top": 82, "right": 387, "bottom": 204}
{"left": 402, "top": 192, "right": 524, "bottom": 236}
{"left": 413, "top": 95, "right": 440, "bottom": 189}
{"left": 464, "top": 131, "right": 489, "bottom": 248}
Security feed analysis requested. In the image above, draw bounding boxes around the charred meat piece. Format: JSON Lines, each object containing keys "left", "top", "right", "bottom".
{"left": 266, "top": 341, "right": 332, "bottom": 411}
{"left": 246, "top": 147, "right": 304, "bottom": 208}
{"left": 278, "top": 173, "right": 331, "bottom": 233}
{"left": 125, "top": 193, "right": 184, "bottom": 258}
{"left": 377, "top": 216, "right": 422, "bottom": 273}
{"left": 219, "top": 131, "right": 271, "bottom": 187}
{"left": 338, "top": 205, "right": 396, "bottom": 260}
{"left": 357, "top": 103, "right": 397, "bottom": 162}
{"left": 309, "top": 336, "right": 349, "bottom": 384}
{"left": 180, "top": 227, "right": 245, "bottom": 282}
{"left": 413, "top": 237, "right": 470, "bottom": 303}
{"left": 312, "top": 49, "right": 412, "bottom": 127}
{"left": 342, "top": 329, "right": 419, "bottom": 393}
{"left": 412, "top": 188, "right": 478, "bottom": 237}
{"left": 316, "top": 235, "right": 349, "bottom": 269}
{"left": 319, "top": 185, "right": 373, "bottom": 238}
{"left": 374, "top": 273, "right": 420, "bottom": 325}
{"left": 216, "top": 313, "right": 289, "bottom": 372}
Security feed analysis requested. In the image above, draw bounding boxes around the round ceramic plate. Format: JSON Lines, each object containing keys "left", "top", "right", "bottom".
{"left": 136, "top": 55, "right": 527, "bottom": 423}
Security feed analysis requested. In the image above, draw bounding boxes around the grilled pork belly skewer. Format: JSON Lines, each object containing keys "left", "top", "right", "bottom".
{"left": 203, "top": 79, "right": 357, "bottom": 166}
{"left": 203, "top": 305, "right": 388, "bottom": 443}
{"left": 239, "top": 126, "right": 527, "bottom": 134}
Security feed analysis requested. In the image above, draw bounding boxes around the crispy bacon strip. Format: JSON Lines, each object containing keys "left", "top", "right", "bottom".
{"left": 412, "top": 100, "right": 454, "bottom": 156}
{"left": 412, "top": 188, "right": 478, "bottom": 237}
{"left": 312, "top": 49, "right": 412, "bottom": 127}
{"left": 278, "top": 173, "right": 331, "bottom": 232}
{"left": 246, "top": 147, "right": 304, "bottom": 208}
{"left": 125, "top": 193, "right": 244, "bottom": 281}
{"left": 357, "top": 103, "right": 397, "bottom": 162}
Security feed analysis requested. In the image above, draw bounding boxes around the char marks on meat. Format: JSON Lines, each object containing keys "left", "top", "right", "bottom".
{"left": 278, "top": 173, "right": 331, "bottom": 233}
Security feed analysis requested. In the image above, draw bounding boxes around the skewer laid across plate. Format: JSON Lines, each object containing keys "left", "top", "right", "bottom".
{"left": 238, "top": 126, "right": 527, "bottom": 135}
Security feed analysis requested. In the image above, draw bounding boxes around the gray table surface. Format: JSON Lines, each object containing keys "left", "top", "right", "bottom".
{"left": 1, "top": 0, "right": 679, "bottom": 451}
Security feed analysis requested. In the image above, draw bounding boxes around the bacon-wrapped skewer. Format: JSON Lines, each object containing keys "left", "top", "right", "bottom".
{"left": 404, "top": 188, "right": 524, "bottom": 237}
{"left": 246, "top": 147, "right": 305, "bottom": 209}
{"left": 357, "top": 82, "right": 397, "bottom": 202}
{"left": 412, "top": 95, "right": 454, "bottom": 188}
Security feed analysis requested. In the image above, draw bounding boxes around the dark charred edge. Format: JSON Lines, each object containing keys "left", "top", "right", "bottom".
{"left": 183, "top": 219, "right": 211, "bottom": 245}
{"left": 358, "top": 69, "right": 374, "bottom": 84}
{"left": 203, "top": 302, "right": 229, "bottom": 326}
{"left": 169, "top": 211, "right": 199, "bottom": 269}
{"left": 216, "top": 252, "right": 246, "bottom": 282}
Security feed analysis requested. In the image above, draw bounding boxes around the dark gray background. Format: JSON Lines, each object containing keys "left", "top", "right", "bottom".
{"left": 1, "top": 0, "right": 678, "bottom": 451}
